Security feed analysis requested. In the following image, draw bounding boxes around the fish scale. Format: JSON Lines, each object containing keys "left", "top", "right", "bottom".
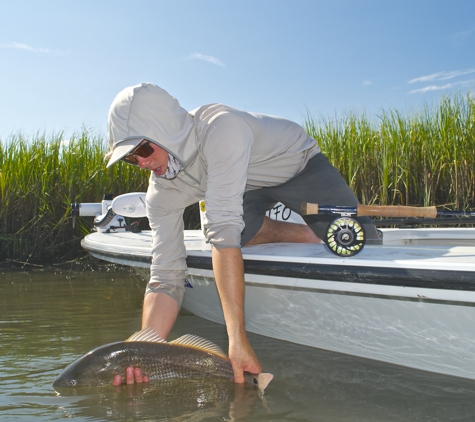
{"left": 89, "top": 342, "right": 234, "bottom": 383}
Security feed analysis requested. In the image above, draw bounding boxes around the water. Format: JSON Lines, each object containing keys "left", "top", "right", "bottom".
{"left": 1, "top": 269, "right": 475, "bottom": 421}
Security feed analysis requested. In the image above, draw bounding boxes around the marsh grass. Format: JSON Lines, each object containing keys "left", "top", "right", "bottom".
{"left": 305, "top": 91, "right": 475, "bottom": 209}
{"left": 0, "top": 131, "right": 151, "bottom": 264}
{"left": 1, "top": 91, "right": 474, "bottom": 264}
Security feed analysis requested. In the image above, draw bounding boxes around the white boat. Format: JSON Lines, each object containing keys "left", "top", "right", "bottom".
{"left": 74, "top": 193, "right": 475, "bottom": 381}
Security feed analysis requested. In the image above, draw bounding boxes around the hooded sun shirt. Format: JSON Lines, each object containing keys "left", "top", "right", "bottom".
{"left": 162, "top": 154, "right": 184, "bottom": 179}
{"left": 107, "top": 82, "right": 321, "bottom": 295}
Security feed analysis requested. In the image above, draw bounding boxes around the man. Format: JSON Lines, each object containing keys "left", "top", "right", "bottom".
{"left": 105, "top": 83, "right": 379, "bottom": 385}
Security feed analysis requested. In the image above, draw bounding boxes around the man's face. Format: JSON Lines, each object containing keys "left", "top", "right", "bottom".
{"left": 127, "top": 140, "right": 169, "bottom": 177}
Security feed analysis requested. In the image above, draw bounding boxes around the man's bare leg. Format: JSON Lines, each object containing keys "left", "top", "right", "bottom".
{"left": 245, "top": 216, "right": 321, "bottom": 246}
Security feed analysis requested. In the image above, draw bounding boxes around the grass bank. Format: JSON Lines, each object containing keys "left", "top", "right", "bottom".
{"left": 0, "top": 132, "right": 152, "bottom": 265}
{"left": 1, "top": 91, "right": 474, "bottom": 265}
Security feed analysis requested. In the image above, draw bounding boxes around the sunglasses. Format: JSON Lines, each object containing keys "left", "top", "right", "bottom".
{"left": 121, "top": 140, "right": 155, "bottom": 165}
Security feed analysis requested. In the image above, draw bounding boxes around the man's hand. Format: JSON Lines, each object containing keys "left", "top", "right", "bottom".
{"left": 112, "top": 367, "right": 150, "bottom": 386}
{"left": 229, "top": 334, "right": 262, "bottom": 383}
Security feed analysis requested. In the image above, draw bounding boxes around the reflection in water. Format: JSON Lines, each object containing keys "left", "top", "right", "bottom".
{"left": 1, "top": 269, "right": 475, "bottom": 421}
{"left": 55, "top": 379, "right": 261, "bottom": 421}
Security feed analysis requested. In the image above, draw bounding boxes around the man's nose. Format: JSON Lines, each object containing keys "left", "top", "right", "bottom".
{"left": 136, "top": 155, "right": 150, "bottom": 169}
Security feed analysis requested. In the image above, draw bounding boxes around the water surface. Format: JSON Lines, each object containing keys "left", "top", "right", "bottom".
{"left": 1, "top": 269, "right": 475, "bottom": 421}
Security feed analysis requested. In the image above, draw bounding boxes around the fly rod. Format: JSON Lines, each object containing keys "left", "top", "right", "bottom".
{"left": 301, "top": 203, "right": 475, "bottom": 218}
{"left": 301, "top": 202, "right": 475, "bottom": 257}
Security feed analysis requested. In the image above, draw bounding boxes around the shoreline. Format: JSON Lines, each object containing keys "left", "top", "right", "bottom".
{"left": 0, "top": 254, "right": 138, "bottom": 273}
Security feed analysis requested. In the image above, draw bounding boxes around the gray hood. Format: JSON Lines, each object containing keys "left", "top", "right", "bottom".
{"left": 106, "top": 83, "right": 197, "bottom": 168}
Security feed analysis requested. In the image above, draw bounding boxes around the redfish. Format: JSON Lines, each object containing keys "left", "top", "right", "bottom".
{"left": 53, "top": 327, "right": 273, "bottom": 392}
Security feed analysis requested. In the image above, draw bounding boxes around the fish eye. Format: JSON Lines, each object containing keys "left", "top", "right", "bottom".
{"left": 68, "top": 380, "right": 77, "bottom": 386}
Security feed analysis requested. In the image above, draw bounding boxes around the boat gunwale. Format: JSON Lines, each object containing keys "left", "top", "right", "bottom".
{"left": 81, "top": 232, "right": 475, "bottom": 292}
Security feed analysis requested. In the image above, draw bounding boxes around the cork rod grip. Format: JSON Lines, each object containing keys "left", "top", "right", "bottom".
{"left": 357, "top": 204, "right": 437, "bottom": 218}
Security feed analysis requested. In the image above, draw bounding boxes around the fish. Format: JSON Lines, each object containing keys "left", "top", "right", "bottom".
{"left": 53, "top": 327, "right": 273, "bottom": 392}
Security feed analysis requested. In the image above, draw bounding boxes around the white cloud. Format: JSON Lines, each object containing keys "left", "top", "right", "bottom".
{"left": 408, "top": 79, "right": 475, "bottom": 94}
{"left": 362, "top": 80, "right": 371, "bottom": 86}
{"left": 1, "top": 41, "right": 51, "bottom": 53}
{"left": 189, "top": 53, "right": 224, "bottom": 67}
{"left": 409, "top": 69, "right": 475, "bottom": 84}
{"left": 450, "top": 27, "right": 475, "bottom": 43}
{"left": 409, "top": 83, "right": 453, "bottom": 94}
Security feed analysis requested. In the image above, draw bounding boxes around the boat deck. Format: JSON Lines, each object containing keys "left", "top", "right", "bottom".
{"left": 82, "top": 227, "right": 475, "bottom": 272}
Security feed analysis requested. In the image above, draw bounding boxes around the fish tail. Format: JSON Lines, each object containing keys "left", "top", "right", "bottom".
{"left": 257, "top": 373, "right": 273, "bottom": 392}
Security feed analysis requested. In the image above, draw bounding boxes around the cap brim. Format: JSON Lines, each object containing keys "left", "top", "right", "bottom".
{"left": 106, "top": 138, "right": 143, "bottom": 168}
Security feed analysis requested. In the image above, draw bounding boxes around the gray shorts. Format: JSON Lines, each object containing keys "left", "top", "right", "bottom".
{"left": 241, "top": 153, "right": 380, "bottom": 245}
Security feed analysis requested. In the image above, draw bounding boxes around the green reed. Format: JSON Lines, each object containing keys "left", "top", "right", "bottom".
{"left": 0, "top": 131, "right": 150, "bottom": 264}
{"left": 305, "top": 91, "right": 475, "bottom": 209}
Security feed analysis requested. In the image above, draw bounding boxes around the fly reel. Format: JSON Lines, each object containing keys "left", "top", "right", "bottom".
{"left": 324, "top": 217, "right": 365, "bottom": 257}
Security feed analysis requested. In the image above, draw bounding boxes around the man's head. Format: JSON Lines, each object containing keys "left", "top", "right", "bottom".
{"left": 105, "top": 83, "right": 194, "bottom": 169}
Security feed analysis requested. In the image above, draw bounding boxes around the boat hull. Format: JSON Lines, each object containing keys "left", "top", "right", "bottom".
{"left": 81, "top": 228, "right": 475, "bottom": 380}
{"left": 183, "top": 268, "right": 475, "bottom": 380}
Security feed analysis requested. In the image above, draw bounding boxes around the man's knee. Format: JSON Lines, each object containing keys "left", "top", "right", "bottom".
{"left": 245, "top": 217, "right": 320, "bottom": 245}
{"left": 145, "top": 282, "right": 185, "bottom": 307}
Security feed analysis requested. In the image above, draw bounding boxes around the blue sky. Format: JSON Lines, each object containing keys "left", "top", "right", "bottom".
{"left": 0, "top": 0, "right": 474, "bottom": 139}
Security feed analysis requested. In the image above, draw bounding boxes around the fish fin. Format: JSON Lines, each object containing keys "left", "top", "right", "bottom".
{"left": 169, "top": 334, "right": 228, "bottom": 360}
{"left": 257, "top": 373, "right": 274, "bottom": 393}
{"left": 125, "top": 327, "right": 168, "bottom": 343}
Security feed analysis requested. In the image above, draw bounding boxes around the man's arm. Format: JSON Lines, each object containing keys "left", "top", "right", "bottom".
{"left": 142, "top": 291, "right": 180, "bottom": 338}
{"left": 211, "top": 246, "right": 262, "bottom": 383}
